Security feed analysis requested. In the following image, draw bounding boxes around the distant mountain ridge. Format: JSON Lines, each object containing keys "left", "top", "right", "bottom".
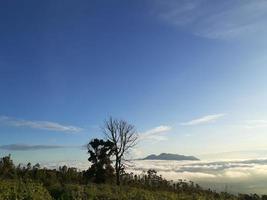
{"left": 143, "top": 153, "right": 199, "bottom": 161}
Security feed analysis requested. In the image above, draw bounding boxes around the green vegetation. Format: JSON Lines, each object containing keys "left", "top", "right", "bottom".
{"left": 0, "top": 155, "right": 267, "bottom": 199}
{"left": 86, "top": 138, "right": 114, "bottom": 184}
{"left": 0, "top": 119, "right": 266, "bottom": 199}
{"left": 0, "top": 180, "right": 52, "bottom": 200}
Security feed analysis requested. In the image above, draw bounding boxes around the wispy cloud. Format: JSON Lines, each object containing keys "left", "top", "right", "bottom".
{"left": 242, "top": 120, "right": 267, "bottom": 129}
{"left": 0, "top": 144, "right": 65, "bottom": 151}
{"left": 180, "top": 114, "right": 225, "bottom": 126}
{"left": 139, "top": 125, "right": 172, "bottom": 141}
{"left": 151, "top": 0, "right": 267, "bottom": 39}
{"left": 0, "top": 116, "right": 83, "bottom": 133}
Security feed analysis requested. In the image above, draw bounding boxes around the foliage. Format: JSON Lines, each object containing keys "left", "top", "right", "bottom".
{"left": 0, "top": 180, "right": 52, "bottom": 200}
{"left": 0, "top": 155, "right": 267, "bottom": 199}
{"left": 86, "top": 138, "right": 115, "bottom": 183}
{"left": 0, "top": 155, "right": 16, "bottom": 179}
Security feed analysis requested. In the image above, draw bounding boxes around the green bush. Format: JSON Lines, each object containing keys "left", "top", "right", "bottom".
{"left": 0, "top": 180, "right": 52, "bottom": 200}
{"left": 48, "top": 183, "right": 233, "bottom": 200}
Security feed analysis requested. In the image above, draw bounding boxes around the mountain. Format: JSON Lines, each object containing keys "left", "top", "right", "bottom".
{"left": 143, "top": 153, "right": 199, "bottom": 161}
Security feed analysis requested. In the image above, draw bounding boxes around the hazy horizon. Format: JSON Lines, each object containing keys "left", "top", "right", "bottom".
{"left": 3, "top": 148, "right": 267, "bottom": 194}
{"left": 1, "top": 0, "right": 267, "bottom": 195}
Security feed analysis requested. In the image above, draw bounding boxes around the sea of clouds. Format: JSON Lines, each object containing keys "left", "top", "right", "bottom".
{"left": 42, "top": 158, "right": 267, "bottom": 194}
{"left": 6, "top": 147, "right": 266, "bottom": 194}
{"left": 127, "top": 159, "right": 267, "bottom": 194}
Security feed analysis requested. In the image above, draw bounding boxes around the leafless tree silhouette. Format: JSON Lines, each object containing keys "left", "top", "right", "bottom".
{"left": 103, "top": 117, "right": 138, "bottom": 185}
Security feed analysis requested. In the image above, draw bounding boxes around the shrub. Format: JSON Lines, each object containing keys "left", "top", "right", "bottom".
{"left": 0, "top": 180, "right": 52, "bottom": 200}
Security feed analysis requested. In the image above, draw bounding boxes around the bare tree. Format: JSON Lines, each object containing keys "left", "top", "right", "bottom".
{"left": 103, "top": 117, "right": 138, "bottom": 185}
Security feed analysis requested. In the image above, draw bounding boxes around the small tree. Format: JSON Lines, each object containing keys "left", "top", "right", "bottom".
{"left": 103, "top": 117, "right": 138, "bottom": 185}
{"left": 86, "top": 138, "right": 114, "bottom": 183}
{"left": 0, "top": 154, "right": 16, "bottom": 179}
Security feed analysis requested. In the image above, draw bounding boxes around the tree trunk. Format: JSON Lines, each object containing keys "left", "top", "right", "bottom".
{"left": 115, "top": 158, "right": 120, "bottom": 185}
{"left": 116, "top": 169, "right": 120, "bottom": 185}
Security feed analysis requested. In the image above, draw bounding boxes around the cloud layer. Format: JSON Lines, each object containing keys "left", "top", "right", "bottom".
{"left": 127, "top": 159, "right": 267, "bottom": 194}
{"left": 151, "top": 0, "right": 267, "bottom": 39}
{"left": 0, "top": 116, "right": 83, "bottom": 133}
{"left": 0, "top": 144, "right": 64, "bottom": 151}
{"left": 40, "top": 157, "right": 267, "bottom": 194}
{"left": 180, "top": 113, "right": 225, "bottom": 126}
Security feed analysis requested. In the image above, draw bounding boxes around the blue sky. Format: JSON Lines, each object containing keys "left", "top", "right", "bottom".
{"left": 0, "top": 0, "right": 267, "bottom": 161}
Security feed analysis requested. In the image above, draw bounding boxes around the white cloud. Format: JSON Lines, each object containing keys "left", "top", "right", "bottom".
{"left": 151, "top": 0, "right": 267, "bottom": 39}
{"left": 180, "top": 113, "right": 225, "bottom": 126}
{"left": 0, "top": 116, "right": 9, "bottom": 121}
{"left": 0, "top": 115, "right": 83, "bottom": 133}
{"left": 224, "top": 169, "right": 250, "bottom": 179}
{"left": 0, "top": 144, "right": 65, "bottom": 151}
{"left": 139, "top": 125, "right": 172, "bottom": 141}
{"left": 127, "top": 158, "right": 267, "bottom": 181}
{"left": 131, "top": 147, "right": 145, "bottom": 158}
{"left": 243, "top": 120, "right": 267, "bottom": 129}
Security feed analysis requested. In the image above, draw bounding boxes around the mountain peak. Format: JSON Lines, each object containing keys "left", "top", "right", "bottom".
{"left": 143, "top": 153, "right": 199, "bottom": 161}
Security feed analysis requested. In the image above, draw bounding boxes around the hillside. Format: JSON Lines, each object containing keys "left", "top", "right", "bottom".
{"left": 0, "top": 181, "right": 237, "bottom": 200}
{"left": 143, "top": 153, "right": 199, "bottom": 161}
{"left": 0, "top": 155, "right": 265, "bottom": 200}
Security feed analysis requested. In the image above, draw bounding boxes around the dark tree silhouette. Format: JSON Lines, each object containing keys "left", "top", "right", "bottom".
{"left": 0, "top": 154, "right": 16, "bottom": 179}
{"left": 86, "top": 138, "right": 115, "bottom": 183}
{"left": 103, "top": 117, "right": 138, "bottom": 185}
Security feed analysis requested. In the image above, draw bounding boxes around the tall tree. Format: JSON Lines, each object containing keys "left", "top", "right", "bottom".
{"left": 87, "top": 138, "right": 114, "bottom": 183}
{"left": 103, "top": 117, "right": 138, "bottom": 185}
